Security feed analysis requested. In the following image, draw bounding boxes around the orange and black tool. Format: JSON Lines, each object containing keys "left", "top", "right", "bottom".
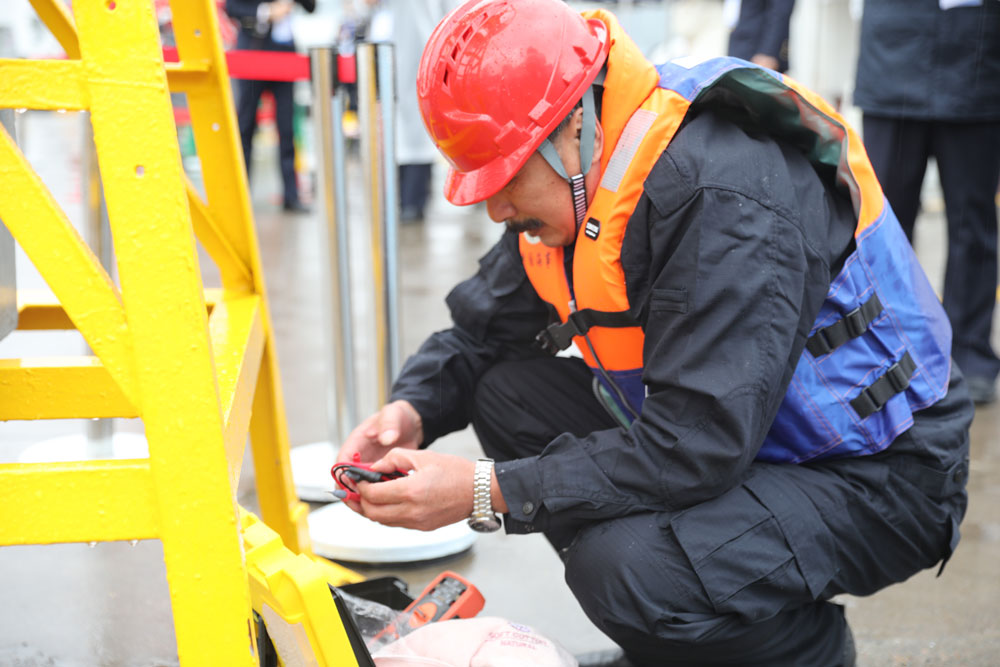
{"left": 402, "top": 571, "right": 484, "bottom": 629}
{"left": 371, "top": 571, "right": 484, "bottom": 646}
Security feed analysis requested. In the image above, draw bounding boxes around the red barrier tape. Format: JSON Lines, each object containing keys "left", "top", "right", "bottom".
{"left": 162, "top": 47, "right": 355, "bottom": 84}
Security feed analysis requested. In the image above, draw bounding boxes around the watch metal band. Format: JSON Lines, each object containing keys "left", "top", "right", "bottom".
{"left": 469, "top": 458, "right": 501, "bottom": 532}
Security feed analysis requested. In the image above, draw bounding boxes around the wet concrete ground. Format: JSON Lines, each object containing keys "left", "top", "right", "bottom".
{"left": 1, "top": 111, "right": 998, "bottom": 665}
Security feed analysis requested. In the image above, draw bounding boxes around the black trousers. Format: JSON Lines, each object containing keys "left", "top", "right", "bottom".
{"left": 471, "top": 357, "right": 968, "bottom": 666}
{"left": 236, "top": 75, "right": 299, "bottom": 206}
{"left": 862, "top": 115, "right": 1000, "bottom": 384}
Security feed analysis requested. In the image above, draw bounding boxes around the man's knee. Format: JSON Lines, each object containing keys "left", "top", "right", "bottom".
{"left": 470, "top": 362, "right": 527, "bottom": 460}
{"left": 562, "top": 514, "right": 711, "bottom": 644}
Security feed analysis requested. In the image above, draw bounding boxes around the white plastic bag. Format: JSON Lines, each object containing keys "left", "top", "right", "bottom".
{"left": 372, "top": 616, "right": 578, "bottom": 667}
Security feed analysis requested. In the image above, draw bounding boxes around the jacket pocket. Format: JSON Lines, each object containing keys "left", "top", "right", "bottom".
{"left": 668, "top": 465, "right": 836, "bottom": 621}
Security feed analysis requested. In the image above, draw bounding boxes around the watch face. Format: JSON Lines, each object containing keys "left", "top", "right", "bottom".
{"left": 468, "top": 515, "right": 501, "bottom": 533}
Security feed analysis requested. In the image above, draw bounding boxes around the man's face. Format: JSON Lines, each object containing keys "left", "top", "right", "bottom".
{"left": 485, "top": 150, "right": 579, "bottom": 247}
{"left": 484, "top": 107, "right": 602, "bottom": 248}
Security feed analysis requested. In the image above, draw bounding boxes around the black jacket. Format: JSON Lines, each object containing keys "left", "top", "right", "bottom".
{"left": 390, "top": 109, "right": 971, "bottom": 534}
{"left": 225, "top": 0, "right": 316, "bottom": 51}
{"left": 854, "top": 0, "right": 1000, "bottom": 121}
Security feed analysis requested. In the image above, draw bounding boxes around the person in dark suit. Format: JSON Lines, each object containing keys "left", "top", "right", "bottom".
{"left": 855, "top": 0, "right": 1000, "bottom": 404}
{"left": 225, "top": 0, "right": 316, "bottom": 213}
{"left": 727, "top": 0, "right": 795, "bottom": 73}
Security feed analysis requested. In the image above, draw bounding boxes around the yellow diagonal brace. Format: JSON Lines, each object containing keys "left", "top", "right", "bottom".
{"left": 0, "top": 460, "right": 156, "bottom": 545}
{"left": 187, "top": 179, "right": 254, "bottom": 289}
{"left": 0, "top": 59, "right": 88, "bottom": 111}
{"left": 0, "top": 130, "right": 138, "bottom": 407}
{"left": 0, "top": 357, "right": 137, "bottom": 420}
{"left": 28, "top": 0, "right": 80, "bottom": 59}
{"left": 209, "top": 294, "right": 265, "bottom": 491}
{"left": 170, "top": 1, "right": 254, "bottom": 271}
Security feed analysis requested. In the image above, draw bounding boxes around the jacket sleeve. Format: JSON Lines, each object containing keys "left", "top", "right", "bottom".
{"left": 390, "top": 229, "right": 552, "bottom": 445}
{"left": 497, "top": 116, "right": 845, "bottom": 533}
{"left": 225, "top": 0, "right": 260, "bottom": 21}
{"left": 756, "top": 0, "right": 794, "bottom": 61}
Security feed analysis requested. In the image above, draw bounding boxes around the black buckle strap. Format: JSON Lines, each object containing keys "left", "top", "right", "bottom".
{"left": 806, "top": 292, "right": 884, "bottom": 357}
{"left": 850, "top": 351, "right": 917, "bottom": 419}
{"left": 534, "top": 309, "right": 637, "bottom": 355}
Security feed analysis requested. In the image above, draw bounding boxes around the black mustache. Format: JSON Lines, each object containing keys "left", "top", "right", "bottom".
{"left": 506, "top": 218, "right": 544, "bottom": 234}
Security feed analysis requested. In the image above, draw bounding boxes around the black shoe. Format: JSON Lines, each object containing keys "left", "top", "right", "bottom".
{"left": 399, "top": 205, "right": 424, "bottom": 224}
{"left": 967, "top": 376, "right": 997, "bottom": 405}
{"left": 282, "top": 200, "right": 311, "bottom": 214}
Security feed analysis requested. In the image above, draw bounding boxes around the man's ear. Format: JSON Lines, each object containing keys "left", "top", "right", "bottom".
{"left": 590, "top": 116, "right": 604, "bottom": 172}
{"left": 573, "top": 105, "right": 585, "bottom": 139}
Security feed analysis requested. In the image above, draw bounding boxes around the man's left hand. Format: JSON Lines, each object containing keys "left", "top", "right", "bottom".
{"left": 346, "top": 449, "right": 476, "bottom": 532}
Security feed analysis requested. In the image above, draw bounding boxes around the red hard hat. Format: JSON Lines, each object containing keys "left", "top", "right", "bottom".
{"left": 417, "top": 0, "right": 609, "bottom": 205}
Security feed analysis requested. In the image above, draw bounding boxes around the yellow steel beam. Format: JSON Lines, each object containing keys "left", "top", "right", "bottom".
{"left": 0, "top": 459, "right": 156, "bottom": 545}
{"left": 168, "top": 1, "right": 314, "bottom": 556}
{"left": 16, "top": 289, "right": 222, "bottom": 330}
{"left": 169, "top": 1, "right": 254, "bottom": 275}
{"left": 165, "top": 60, "right": 212, "bottom": 93}
{"left": 186, "top": 179, "right": 254, "bottom": 290}
{"left": 0, "top": 357, "right": 138, "bottom": 420}
{"left": 0, "top": 130, "right": 138, "bottom": 407}
{"left": 28, "top": 0, "right": 81, "bottom": 59}
{"left": 72, "top": 0, "right": 256, "bottom": 660}
{"left": 250, "top": 345, "right": 314, "bottom": 554}
{"left": 17, "top": 291, "right": 74, "bottom": 330}
{"left": 0, "top": 59, "right": 88, "bottom": 111}
{"left": 209, "top": 294, "right": 265, "bottom": 492}
{"left": 241, "top": 509, "right": 363, "bottom": 667}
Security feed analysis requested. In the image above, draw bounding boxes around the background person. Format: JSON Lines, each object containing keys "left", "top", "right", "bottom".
{"left": 364, "top": 0, "right": 460, "bottom": 223}
{"left": 854, "top": 0, "right": 1000, "bottom": 404}
{"left": 226, "top": 0, "right": 316, "bottom": 213}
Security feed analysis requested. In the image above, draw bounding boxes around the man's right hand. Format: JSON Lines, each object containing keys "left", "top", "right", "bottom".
{"left": 337, "top": 400, "right": 424, "bottom": 465}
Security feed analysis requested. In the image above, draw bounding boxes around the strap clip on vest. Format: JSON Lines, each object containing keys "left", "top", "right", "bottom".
{"left": 850, "top": 351, "right": 917, "bottom": 419}
{"left": 806, "top": 292, "right": 884, "bottom": 357}
{"left": 535, "top": 309, "right": 637, "bottom": 355}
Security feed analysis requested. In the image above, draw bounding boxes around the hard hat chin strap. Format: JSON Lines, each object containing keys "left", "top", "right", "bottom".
{"left": 537, "top": 83, "right": 599, "bottom": 230}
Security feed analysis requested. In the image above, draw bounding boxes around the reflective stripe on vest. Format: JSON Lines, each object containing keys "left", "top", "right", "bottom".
{"left": 522, "top": 54, "right": 951, "bottom": 462}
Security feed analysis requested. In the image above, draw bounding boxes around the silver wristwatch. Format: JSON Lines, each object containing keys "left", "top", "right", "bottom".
{"left": 468, "top": 458, "right": 501, "bottom": 533}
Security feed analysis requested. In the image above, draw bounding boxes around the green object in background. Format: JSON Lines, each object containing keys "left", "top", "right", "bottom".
{"left": 177, "top": 122, "right": 196, "bottom": 159}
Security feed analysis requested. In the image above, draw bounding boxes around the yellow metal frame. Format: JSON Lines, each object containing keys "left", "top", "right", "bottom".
{"left": 0, "top": 1, "right": 362, "bottom": 664}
